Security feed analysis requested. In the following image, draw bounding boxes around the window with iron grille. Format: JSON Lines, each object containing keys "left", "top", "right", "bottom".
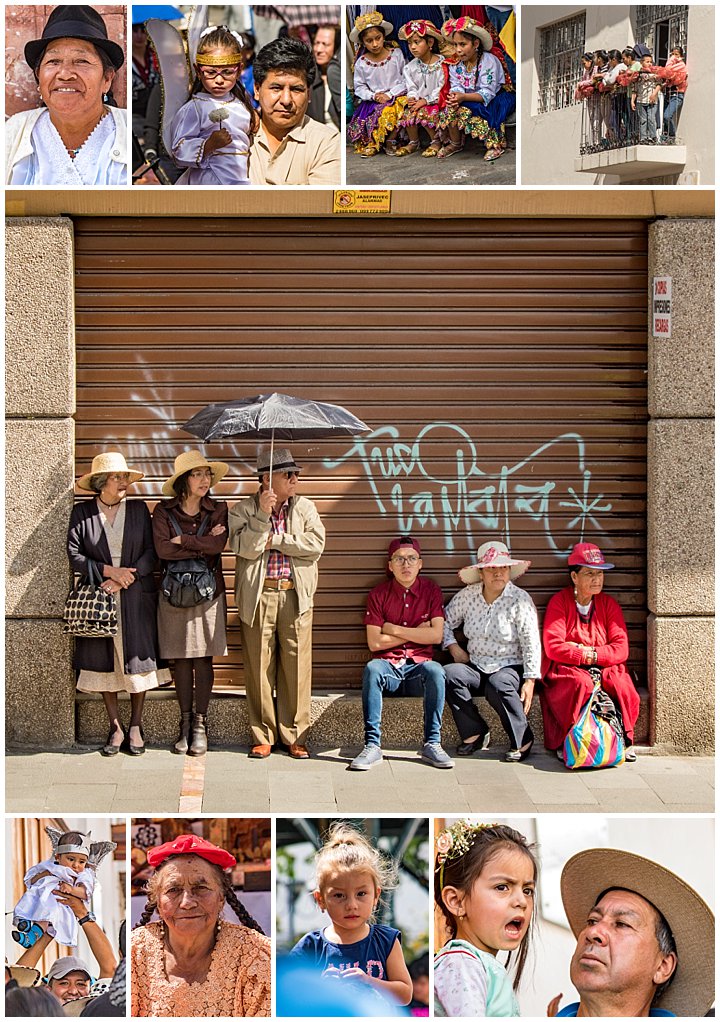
{"left": 635, "top": 5, "right": 688, "bottom": 64}
{"left": 537, "top": 13, "right": 586, "bottom": 114}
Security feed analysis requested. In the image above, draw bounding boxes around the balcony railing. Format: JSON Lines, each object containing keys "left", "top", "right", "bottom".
{"left": 577, "top": 83, "right": 685, "bottom": 155}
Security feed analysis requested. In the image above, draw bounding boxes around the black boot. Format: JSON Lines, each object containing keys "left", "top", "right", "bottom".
{"left": 188, "top": 713, "right": 208, "bottom": 756}
{"left": 172, "top": 712, "right": 192, "bottom": 755}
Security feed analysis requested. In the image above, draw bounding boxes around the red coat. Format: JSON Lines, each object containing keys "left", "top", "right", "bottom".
{"left": 539, "top": 586, "right": 640, "bottom": 750}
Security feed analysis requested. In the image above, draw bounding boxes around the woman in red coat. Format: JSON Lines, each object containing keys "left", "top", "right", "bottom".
{"left": 540, "top": 543, "right": 640, "bottom": 761}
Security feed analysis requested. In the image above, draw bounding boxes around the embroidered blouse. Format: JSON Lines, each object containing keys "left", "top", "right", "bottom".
{"left": 170, "top": 92, "right": 251, "bottom": 185}
{"left": 130, "top": 921, "right": 271, "bottom": 1017}
{"left": 6, "top": 106, "right": 127, "bottom": 185}
{"left": 443, "top": 581, "right": 541, "bottom": 678}
{"left": 353, "top": 49, "right": 407, "bottom": 102}
{"left": 403, "top": 57, "right": 446, "bottom": 104}
{"left": 447, "top": 51, "right": 504, "bottom": 105}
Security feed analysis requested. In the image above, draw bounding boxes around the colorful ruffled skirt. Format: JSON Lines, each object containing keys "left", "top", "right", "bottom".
{"left": 347, "top": 97, "right": 408, "bottom": 151}
{"left": 437, "top": 89, "right": 515, "bottom": 149}
{"left": 398, "top": 102, "right": 443, "bottom": 132}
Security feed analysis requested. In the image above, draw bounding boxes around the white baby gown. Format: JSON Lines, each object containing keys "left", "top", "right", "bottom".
{"left": 170, "top": 91, "right": 251, "bottom": 185}
{"left": 14, "top": 858, "right": 96, "bottom": 947}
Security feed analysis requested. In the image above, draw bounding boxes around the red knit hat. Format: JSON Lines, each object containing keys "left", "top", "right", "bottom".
{"left": 146, "top": 834, "right": 236, "bottom": 871}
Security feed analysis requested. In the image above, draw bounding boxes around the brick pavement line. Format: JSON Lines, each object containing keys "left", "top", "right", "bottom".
{"left": 178, "top": 755, "right": 206, "bottom": 813}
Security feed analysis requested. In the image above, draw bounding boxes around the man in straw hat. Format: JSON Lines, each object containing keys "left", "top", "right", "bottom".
{"left": 443, "top": 539, "right": 541, "bottom": 762}
{"left": 552, "top": 848, "right": 714, "bottom": 1017}
{"left": 229, "top": 448, "right": 325, "bottom": 759}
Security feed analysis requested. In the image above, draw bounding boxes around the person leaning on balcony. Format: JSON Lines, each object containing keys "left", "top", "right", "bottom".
{"left": 5, "top": 5, "right": 127, "bottom": 185}
{"left": 228, "top": 448, "right": 325, "bottom": 760}
{"left": 539, "top": 542, "right": 640, "bottom": 762}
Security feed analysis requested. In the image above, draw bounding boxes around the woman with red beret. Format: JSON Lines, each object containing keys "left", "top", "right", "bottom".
{"left": 131, "top": 835, "right": 270, "bottom": 1016}
{"left": 540, "top": 543, "right": 640, "bottom": 762}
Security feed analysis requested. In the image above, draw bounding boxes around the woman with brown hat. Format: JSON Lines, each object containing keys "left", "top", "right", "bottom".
{"left": 152, "top": 452, "right": 229, "bottom": 757}
{"left": 5, "top": 5, "right": 127, "bottom": 185}
{"left": 131, "top": 834, "right": 270, "bottom": 1017}
{"left": 68, "top": 452, "right": 167, "bottom": 756}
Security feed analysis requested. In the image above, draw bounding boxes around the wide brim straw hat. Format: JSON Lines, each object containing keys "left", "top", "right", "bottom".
{"left": 398, "top": 20, "right": 443, "bottom": 43}
{"left": 441, "top": 16, "right": 493, "bottom": 52}
{"left": 350, "top": 11, "right": 394, "bottom": 45}
{"left": 24, "top": 4, "right": 125, "bottom": 70}
{"left": 76, "top": 452, "right": 144, "bottom": 492}
{"left": 459, "top": 541, "right": 531, "bottom": 585}
{"left": 5, "top": 961, "right": 40, "bottom": 987}
{"left": 162, "top": 450, "right": 229, "bottom": 497}
{"left": 561, "top": 848, "right": 715, "bottom": 1018}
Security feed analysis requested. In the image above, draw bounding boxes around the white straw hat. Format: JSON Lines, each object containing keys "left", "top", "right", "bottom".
{"left": 162, "top": 451, "right": 229, "bottom": 497}
{"left": 76, "top": 452, "right": 143, "bottom": 492}
{"left": 458, "top": 540, "right": 531, "bottom": 585}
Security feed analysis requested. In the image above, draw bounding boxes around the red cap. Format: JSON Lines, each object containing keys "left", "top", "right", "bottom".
{"left": 146, "top": 834, "right": 236, "bottom": 870}
{"left": 387, "top": 536, "right": 422, "bottom": 559}
{"left": 568, "top": 543, "right": 614, "bottom": 570}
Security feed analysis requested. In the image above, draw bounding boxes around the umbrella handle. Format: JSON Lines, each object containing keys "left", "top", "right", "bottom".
{"left": 268, "top": 430, "right": 274, "bottom": 492}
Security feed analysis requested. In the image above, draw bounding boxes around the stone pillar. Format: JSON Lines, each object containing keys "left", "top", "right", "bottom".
{"left": 647, "top": 219, "right": 714, "bottom": 751}
{"left": 5, "top": 218, "right": 76, "bottom": 748}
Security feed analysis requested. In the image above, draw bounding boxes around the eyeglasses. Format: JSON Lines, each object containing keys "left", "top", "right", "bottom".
{"left": 391, "top": 555, "right": 420, "bottom": 566}
{"left": 189, "top": 469, "right": 213, "bottom": 479}
{"left": 198, "top": 65, "right": 241, "bottom": 80}
{"left": 278, "top": 471, "right": 299, "bottom": 479}
{"left": 107, "top": 473, "right": 130, "bottom": 482}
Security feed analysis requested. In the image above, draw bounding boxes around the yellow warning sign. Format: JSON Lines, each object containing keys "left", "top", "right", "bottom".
{"left": 333, "top": 190, "right": 391, "bottom": 214}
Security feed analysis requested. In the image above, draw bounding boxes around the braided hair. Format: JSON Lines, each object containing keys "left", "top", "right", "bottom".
{"left": 132, "top": 854, "right": 265, "bottom": 934}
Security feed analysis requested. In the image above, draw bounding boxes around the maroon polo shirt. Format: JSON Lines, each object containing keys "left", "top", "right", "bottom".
{"left": 364, "top": 576, "right": 445, "bottom": 663}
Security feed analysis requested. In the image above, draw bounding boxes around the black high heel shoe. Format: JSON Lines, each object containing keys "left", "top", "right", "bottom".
{"left": 101, "top": 725, "right": 126, "bottom": 757}
{"left": 127, "top": 725, "right": 146, "bottom": 756}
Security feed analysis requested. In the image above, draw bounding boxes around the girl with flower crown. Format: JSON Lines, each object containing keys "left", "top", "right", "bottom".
{"left": 395, "top": 19, "right": 448, "bottom": 157}
{"left": 436, "top": 17, "right": 515, "bottom": 161}
{"left": 169, "top": 26, "right": 258, "bottom": 185}
{"left": 434, "top": 821, "right": 538, "bottom": 1017}
{"left": 347, "top": 11, "right": 407, "bottom": 157}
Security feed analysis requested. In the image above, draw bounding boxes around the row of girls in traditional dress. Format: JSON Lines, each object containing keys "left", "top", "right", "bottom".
{"left": 575, "top": 42, "right": 688, "bottom": 148}
{"left": 347, "top": 11, "right": 515, "bottom": 161}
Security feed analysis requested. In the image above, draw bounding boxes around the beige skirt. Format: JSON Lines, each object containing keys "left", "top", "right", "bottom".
{"left": 157, "top": 591, "right": 228, "bottom": 660}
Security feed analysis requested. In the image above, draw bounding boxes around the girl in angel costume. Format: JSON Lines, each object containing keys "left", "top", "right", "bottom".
{"left": 146, "top": 10, "right": 257, "bottom": 186}
{"left": 12, "top": 827, "right": 116, "bottom": 948}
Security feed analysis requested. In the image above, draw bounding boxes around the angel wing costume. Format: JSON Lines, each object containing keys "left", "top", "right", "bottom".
{"left": 146, "top": 8, "right": 251, "bottom": 185}
{"left": 13, "top": 828, "right": 117, "bottom": 947}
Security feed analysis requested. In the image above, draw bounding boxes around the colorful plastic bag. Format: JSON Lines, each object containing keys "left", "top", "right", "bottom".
{"left": 563, "top": 678, "right": 625, "bottom": 769}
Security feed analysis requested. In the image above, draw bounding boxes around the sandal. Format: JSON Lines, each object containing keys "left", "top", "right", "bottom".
{"left": 484, "top": 147, "right": 504, "bottom": 162}
{"left": 436, "top": 141, "right": 463, "bottom": 160}
{"left": 395, "top": 141, "right": 419, "bottom": 157}
{"left": 422, "top": 143, "right": 442, "bottom": 158}
{"left": 384, "top": 139, "right": 399, "bottom": 155}
{"left": 358, "top": 145, "right": 379, "bottom": 158}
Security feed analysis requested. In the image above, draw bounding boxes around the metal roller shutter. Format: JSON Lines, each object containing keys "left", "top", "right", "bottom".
{"left": 73, "top": 216, "right": 648, "bottom": 716}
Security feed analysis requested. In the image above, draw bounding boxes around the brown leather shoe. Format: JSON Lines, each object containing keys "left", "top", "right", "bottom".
{"left": 249, "top": 744, "right": 272, "bottom": 758}
{"left": 289, "top": 743, "right": 310, "bottom": 759}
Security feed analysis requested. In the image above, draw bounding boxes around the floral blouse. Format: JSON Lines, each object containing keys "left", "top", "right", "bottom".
{"left": 131, "top": 921, "right": 271, "bottom": 1017}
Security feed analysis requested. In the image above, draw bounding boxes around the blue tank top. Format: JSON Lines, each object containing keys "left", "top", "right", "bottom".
{"left": 290, "top": 922, "right": 401, "bottom": 979}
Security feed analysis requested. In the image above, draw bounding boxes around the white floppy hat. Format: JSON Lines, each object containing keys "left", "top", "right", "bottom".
{"left": 561, "top": 848, "right": 715, "bottom": 1018}
{"left": 458, "top": 540, "right": 531, "bottom": 585}
{"left": 350, "top": 10, "right": 394, "bottom": 45}
{"left": 162, "top": 451, "right": 229, "bottom": 497}
{"left": 76, "top": 452, "right": 143, "bottom": 492}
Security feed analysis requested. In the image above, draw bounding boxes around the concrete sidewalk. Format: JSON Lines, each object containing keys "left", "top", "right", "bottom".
{"left": 345, "top": 140, "right": 517, "bottom": 186}
{"left": 6, "top": 745, "right": 714, "bottom": 815}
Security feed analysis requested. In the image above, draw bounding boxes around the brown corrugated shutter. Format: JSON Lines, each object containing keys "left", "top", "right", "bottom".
{"left": 73, "top": 216, "right": 648, "bottom": 707}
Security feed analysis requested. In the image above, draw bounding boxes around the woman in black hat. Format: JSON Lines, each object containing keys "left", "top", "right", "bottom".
{"left": 5, "top": 5, "right": 127, "bottom": 185}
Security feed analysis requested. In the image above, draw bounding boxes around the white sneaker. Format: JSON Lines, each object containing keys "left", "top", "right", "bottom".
{"left": 421, "top": 742, "right": 455, "bottom": 769}
{"left": 349, "top": 744, "right": 383, "bottom": 770}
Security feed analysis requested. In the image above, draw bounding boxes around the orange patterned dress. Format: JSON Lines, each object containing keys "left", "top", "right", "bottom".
{"left": 131, "top": 921, "right": 271, "bottom": 1017}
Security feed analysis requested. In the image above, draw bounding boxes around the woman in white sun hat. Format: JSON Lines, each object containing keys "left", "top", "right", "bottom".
{"left": 69, "top": 451, "right": 168, "bottom": 756}
{"left": 442, "top": 539, "right": 541, "bottom": 762}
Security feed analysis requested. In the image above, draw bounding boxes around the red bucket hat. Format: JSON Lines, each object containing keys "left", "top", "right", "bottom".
{"left": 568, "top": 542, "right": 615, "bottom": 570}
{"left": 146, "top": 834, "right": 236, "bottom": 871}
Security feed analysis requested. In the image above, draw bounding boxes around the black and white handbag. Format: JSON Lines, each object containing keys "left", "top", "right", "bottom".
{"left": 63, "top": 560, "right": 118, "bottom": 637}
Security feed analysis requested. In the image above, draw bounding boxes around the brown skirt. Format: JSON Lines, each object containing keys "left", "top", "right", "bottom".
{"left": 157, "top": 591, "right": 227, "bottom": 659}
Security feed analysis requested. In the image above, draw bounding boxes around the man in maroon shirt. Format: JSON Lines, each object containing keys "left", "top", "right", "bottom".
{"left": 349, "top": 536, "right": 454, "bottom": 770}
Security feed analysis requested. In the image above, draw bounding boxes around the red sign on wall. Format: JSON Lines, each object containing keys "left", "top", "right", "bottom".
{"left": 652, "top": 276, "right": 672, "bottom": 338}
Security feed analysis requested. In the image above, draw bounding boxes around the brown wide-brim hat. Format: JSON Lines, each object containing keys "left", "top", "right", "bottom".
{"left": 561, "top": 848, "right": 715, "bottom": 1018}
{"left": 24, "top": 4, "right": 125, "bottom": 70}
{"left": 76, "top": 452, "right": 144, "bottom": 492}
{"left": 161, "top": 451, "right": 229, "bottom": 497}
{"left": 459, "top": 541, "right": 531, "bottom": 586}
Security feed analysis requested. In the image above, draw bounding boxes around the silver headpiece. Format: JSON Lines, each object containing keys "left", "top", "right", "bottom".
{"left": 46, "top": 826, "right": 117, "bottom": 867}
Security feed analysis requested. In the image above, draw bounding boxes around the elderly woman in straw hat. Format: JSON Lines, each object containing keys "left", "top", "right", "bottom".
{"left": 152, "top": 452, "right": 229, "bottom": 757}
{"left": 68, "top": 452, "right": 167, "bottom": 756}
{"left": 442, "top": 540, "right": 541, "bottom": 762}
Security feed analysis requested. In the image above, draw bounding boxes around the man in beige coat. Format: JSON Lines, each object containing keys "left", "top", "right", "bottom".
{"left": 229, "top": 449, "right": 325, "bottom": 759}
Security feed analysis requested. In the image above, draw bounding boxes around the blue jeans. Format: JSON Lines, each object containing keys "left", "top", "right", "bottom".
{"left": 663, "top": 91, "right": 684, "bottom": 137}
{"left": 638, "top": 102, "right": 657, "bottom": 142}
{"left": 362, "top": 658, "right": 445, "bottom": 746}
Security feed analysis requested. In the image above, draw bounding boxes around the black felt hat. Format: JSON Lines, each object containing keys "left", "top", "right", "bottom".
{"left": 24, "top": 5, "right": 125, "bottom": 71}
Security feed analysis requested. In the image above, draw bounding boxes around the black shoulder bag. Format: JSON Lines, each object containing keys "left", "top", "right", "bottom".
{"left": 161, "top": 512, "right": 217, "bottom": 608}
